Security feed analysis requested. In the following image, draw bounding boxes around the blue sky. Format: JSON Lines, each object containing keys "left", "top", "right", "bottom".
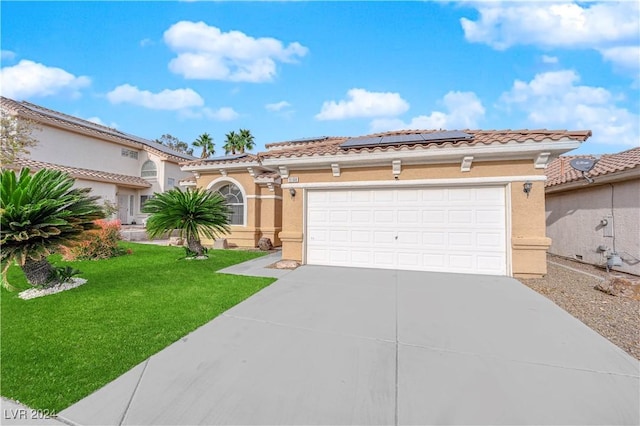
{"left": 2, "top": 1, "right": 639, "bottom": 156}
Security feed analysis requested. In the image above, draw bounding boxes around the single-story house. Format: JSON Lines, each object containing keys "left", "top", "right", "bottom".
{"left": 183, "top": 129, "right": 592, "bottom": 278}
{"left": 545, "top": 147, "right": 640, "bottom": 276}
{"left": 1, "top": 96, "right": 195, "bottom": 224}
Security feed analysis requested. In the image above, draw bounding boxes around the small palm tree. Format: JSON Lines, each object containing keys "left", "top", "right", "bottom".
{"left": 142, "top": 188, "right": 230, "bottom": 257}
{"left": 223, "top": 131, "right": 241, "bottom": 155}
{"left": 192, "top": 133, "right": 215, "bottom": 159}
{"left": 0, "top": 168, "right": 104, "bottom": 287}
{"left": 238, "top": 129, "right": 255, "bottom": 153}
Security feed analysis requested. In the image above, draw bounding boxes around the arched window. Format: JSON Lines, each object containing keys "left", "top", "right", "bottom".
{"left": 141, "top": 160, "right": 157, "bottom": 178}
{"left": 217, "top": 183, "right": 244, "bottom": 225}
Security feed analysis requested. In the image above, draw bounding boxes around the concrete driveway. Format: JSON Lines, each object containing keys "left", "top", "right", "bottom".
{"left": 60, "top": 265, "right": 639, "bottom": 425}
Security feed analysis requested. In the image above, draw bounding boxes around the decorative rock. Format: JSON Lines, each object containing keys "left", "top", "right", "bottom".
{"left": 19, "top": 278, "right": 88, "bottom": 300}
{"left": 258, "top": 237, "right": 273, "bottom": 251}
{"left": 168, "top": 237, "right": 184, "bottom": 246}
{"left": 274, "top": 259, "right": 300, "bottom": 269}
{"left": 213, "top": 238, "right": 228, "bottom": 249}
{"left": 594, "top": 276, "right": 640, "bottom": 300}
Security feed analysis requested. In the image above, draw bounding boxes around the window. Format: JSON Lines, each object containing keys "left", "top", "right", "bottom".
{"left": 216, "top": 183, "right": 244, "bottom": 225}
{"left": 140, "top": 195, "right": 153, "bottom": 211}
{"left": 141, "top": 160, "right": 157, "bottom": 178}
{"left": 121, "top": 148, "right": 138, "bottom": 160}
{"left": 167, "top": 178, "right": 175, "bottom": 188}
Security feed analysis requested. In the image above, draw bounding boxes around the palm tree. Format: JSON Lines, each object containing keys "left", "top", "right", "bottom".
{"left": 238, "top": 129, "right": 255, "bottom": 153}
{"left": 223, "top": 131, "right": 242, "bottom": 155}
{"left": 192, "top": 133, "right": 215, "bottom": 159}
{"left": 0, "top": 168, "right": 104, "bottom": 287}
{"left": 142, "top": 188, "right": 230, "bottom": 257}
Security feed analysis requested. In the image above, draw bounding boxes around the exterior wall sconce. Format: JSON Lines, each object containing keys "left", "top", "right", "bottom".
{"left": 289, "top": 188, "right": 297, "bottom": 197}
{"left": 523, "top": 181, "right": 533, "bottom": 197}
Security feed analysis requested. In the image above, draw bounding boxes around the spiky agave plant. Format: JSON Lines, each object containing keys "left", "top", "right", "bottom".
{"left": 0, "top": 168, "right": 104, "bottom": 287}
{"left": 142, "top": 188, "right": 230, "bottom": 257}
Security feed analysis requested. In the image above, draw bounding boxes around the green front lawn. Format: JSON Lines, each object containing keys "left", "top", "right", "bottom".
{"left": 0, "top": 242, "right": 274, "bottom": 412}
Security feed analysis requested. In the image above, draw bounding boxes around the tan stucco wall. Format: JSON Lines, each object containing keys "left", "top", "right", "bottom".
{"left": 279, "top": 160, "right": 550, "bottom": 277}
{"left": 196, "top": 171, "right": 282, "bottom": 248}
{"left": 546, "top": 179, "right": 640, "bottom": 276}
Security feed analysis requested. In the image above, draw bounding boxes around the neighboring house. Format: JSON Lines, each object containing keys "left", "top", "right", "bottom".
{"left": 545, "top": 147, "right": 640, "bottom": 276}
{"left": 183, "top": 130, "right": 591, "bottom": 278}
{"left": 1, "top": 97, "right": 195, "bottom": 224}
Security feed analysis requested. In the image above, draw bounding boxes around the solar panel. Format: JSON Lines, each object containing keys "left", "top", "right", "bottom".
{"left": 379, "top": 134, "right": 424, "bottom": 145}
{"left": 421, "top": 130, "right": 473, "bottom": 142}
{"left": 339, "top": 131, "right": 474, "bottom": 150}
{"left": 283, "top": 136, "right": 329, "bottom": 144}
{"left": 207, "top": 153, "right": 249, "bottom": 161}
{"left": 339, "top": 137, "right": 382, "bottom": 148}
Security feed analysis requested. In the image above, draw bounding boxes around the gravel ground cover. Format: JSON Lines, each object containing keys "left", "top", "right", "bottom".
{"left": 520, "top": 254, "right": 640, "bottom": 360}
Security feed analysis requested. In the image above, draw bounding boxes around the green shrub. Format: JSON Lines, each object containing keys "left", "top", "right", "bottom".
{"left": 47, "top": 266, "right": 82, "bottom": 285}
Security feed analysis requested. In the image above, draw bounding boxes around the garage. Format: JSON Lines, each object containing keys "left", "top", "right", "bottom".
{"left": 305, "top": 186, "right": 508, "bottom": 275}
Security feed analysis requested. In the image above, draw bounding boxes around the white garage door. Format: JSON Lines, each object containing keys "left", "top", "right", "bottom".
{"left": 306, "top": 187, "right": 507, "bottom": 275}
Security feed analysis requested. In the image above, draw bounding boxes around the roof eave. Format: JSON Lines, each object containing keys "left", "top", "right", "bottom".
{"left": 546, "top": 166, "right": 640, "bottom": 194}
{"left": 181, "top": 161, "right": 269, "bottom": 172}
{"left": 261, "top": 139, "right": 583, "bottom": 168}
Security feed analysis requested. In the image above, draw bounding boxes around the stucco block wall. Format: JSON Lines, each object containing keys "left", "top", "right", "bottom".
{"left": 31, "top": 126, "right": 142, "bottom": 176}
{"left": 546, "top": 180, "right": 640, "bottom": 276}
{"left": 279, "top": 160, "right": 549, "bottom": 277}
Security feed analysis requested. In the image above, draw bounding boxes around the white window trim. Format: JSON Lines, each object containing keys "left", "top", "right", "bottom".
{"left": 141, "top": 160, "right": 158, "bottom": 178}
{"left": 206, "top": 176, "right": 248, "bottom": 226}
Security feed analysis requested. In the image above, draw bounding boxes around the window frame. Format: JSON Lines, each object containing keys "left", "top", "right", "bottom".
{"left": 206, "top": 178, "right": 247, "bottom": 227}
{"left": 141, "top": 160, "right": 157, "bottom": 178}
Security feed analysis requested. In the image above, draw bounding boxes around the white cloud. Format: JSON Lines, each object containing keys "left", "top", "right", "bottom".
{"left": 542, "top": 55, "right": 558, "bottom": 64}
{"left": 204, "top": 107, "right": 239, "bottom": 121}
{"left": 500, "top": 70, "right": 639, "bottom": 146}
{"left": 460, "top": 2, "right": 639, "bottom": 73}
{"left": 0, "top": 60, "right": 90, "bottom": 99}
{"left": 266, "top": 101, "right": 291, "bottom": 112}
{"left": 316, "top": 88, "right": 409, "bottom": 121}
{"left": 106, "top": 84, "right": 204, "bottom": 110}
{"left": 86, "top": 116, "right": 118, "bottom": 128}
{"left": 163, "top": 21, "right": 308, "bottom": 82}
{"left": 1, "top": 50, "right": 16, "bottom": 60}
{"left": 599, "top": 46, "right": 640, "bottom": 73}
{"left": 370, "top": 91, "right": 485, "bottom": 133}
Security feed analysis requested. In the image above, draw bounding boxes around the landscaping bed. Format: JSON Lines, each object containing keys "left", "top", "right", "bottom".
{"left": 521, "top": 254, "right": 640, "bottom": 360}
{"left": 0, "top": 242, "right": 275, "bottom": 413}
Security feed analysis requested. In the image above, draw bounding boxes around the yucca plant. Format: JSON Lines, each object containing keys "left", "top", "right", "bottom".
{"left": 142, "top": 188, "right": 230, "bottom": 257}
{"left": 0, "top": 168, "right": 104, "bottom": 287}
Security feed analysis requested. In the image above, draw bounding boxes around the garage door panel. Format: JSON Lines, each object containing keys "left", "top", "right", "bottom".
{"left": 306, "top": 187, "right": 507, "bottom": 275}
{"left": 449, "top": 210, "right": 473, "bottom": 224}
{"left": 350, "top": 210, "right": 371, "bottom": 223}
{"left": 374, "top": 210, "right": 394, "bottom": 223}
{"left": 422, "top": 232, "right": 446, "bottom": 247}
{"left": 374, "top": 190, "right": 394, "bottom": 202}
{"left": 351, "top": 230, "right": 371, "bottom": 243}
{"left": 397, "top": 210, "right": 419, "bottom": 224}
{"left": 422, "top": 210, "right": 446, "bottom": 224}
{"left": 421, "top": 189, "right": 446, "bottom": 201}
{"left": 449, "top": 232, "right": 473, "bottom": 248}
{"left": 477, "top": 232, "right": 504, "bottom": 248}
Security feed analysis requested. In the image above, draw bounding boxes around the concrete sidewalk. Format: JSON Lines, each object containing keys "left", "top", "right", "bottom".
{"left": 59, "top": 266, "right": 640, "bottom": 425}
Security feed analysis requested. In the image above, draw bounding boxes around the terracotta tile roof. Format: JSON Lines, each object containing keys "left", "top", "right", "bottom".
{"left": 1, "top": 96, "right": 195, "bottom": 162}
{"left": 259, "top": 129, "right": 592, "bottom": 160}
{"left": 7, "top": 157, "right": 152, "bottom": 189}
{"left": 182, "top": 153, "right": 260, "bottom": 167}
{"left": 546, "top": 147, "right": 640, "bottom": 188}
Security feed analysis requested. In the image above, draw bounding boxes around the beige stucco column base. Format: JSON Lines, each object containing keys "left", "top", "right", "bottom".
{"left": 512, "top": 237, "right": 552, "bottom": 278}
{"left": 279, "top": 232, "right": 303, "bottom": 262}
